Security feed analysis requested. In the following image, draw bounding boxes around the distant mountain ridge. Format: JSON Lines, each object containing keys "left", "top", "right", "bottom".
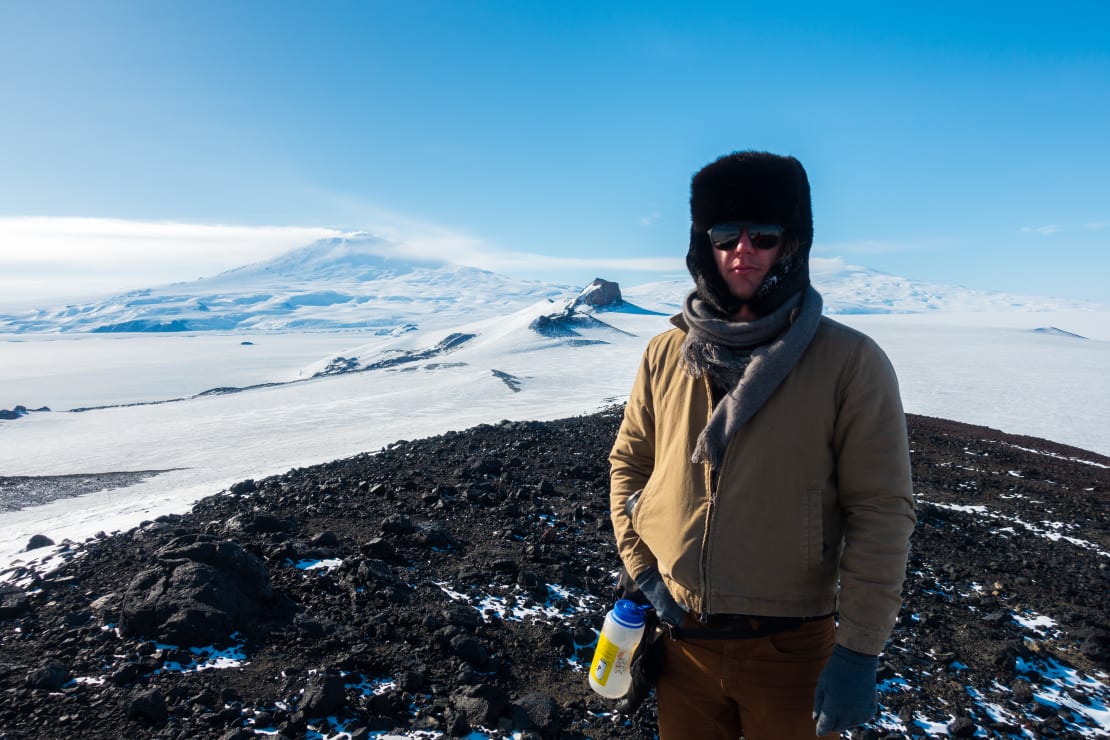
{"left": 0, "top": 239, "right": 1100, "bottom": 334}
{"left": 0, "top": 235, "right": 572, "bottom": 334}
{"left": 810, "top": 258, "right": 1102, "bottom": 314}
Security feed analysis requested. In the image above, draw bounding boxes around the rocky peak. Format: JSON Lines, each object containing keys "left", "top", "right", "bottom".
{"left": 572, "top": 278, "right": 622, "bottom": 309}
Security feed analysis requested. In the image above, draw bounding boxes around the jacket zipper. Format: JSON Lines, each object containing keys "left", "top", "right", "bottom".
{"left": 699, "top": 376, "right": 716, "bottom": 622}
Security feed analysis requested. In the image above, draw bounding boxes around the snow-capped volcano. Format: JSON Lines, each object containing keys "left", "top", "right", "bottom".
{"left": 201, "top": 233, "right": 442, "bottom": 284}
{"left": 0, "top": 234, "right": 572, "bottom": 334}
{"left": 0, "top": 242, "right": 1103, "bottom": 335}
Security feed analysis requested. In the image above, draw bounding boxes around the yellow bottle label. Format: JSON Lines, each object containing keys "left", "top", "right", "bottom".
{"left": 590, "top": 633, "right": 620, "bottom": 685}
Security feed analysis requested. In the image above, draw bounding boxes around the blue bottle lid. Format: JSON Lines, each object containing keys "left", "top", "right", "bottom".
{"left": 612, "top": 599, "right": 647, "bottom": 629}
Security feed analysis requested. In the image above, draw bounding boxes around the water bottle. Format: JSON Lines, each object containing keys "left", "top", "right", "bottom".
{"left": 588, "top": 599, "right": 646, "bottom": 698}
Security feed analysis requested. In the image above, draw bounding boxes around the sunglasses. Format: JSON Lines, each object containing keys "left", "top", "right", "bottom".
{"left": 707, "top": 222, "right": 785, "bottom": 251}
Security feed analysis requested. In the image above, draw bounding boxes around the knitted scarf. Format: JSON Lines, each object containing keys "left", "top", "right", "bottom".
{"left": 675, "top": 285, "right": 824, "bottom": 467}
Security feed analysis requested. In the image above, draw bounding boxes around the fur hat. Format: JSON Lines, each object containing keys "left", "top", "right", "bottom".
{"left": 686, "top": 151, "right": 813, "bottom": 317}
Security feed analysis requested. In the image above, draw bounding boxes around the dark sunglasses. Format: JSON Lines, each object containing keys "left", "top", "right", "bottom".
{"left": 707, "top": 222, "right": 785, "bottom": 251}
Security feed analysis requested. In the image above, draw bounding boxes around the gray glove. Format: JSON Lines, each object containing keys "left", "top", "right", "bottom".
{"left": 813, "top": 644, "right": 879, "bottom": 735}
{"left": 634, "top": 567, "right": 686, "bottom": 626}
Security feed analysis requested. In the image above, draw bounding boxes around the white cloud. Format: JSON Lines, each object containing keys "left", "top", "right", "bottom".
{"left": 0, "top": 217, "right": 343, "bottom": 267}
{"left": 450, "top": 249, "right": 684, "bottom": 275}
{"left": 0, "top": 217, "right": 346, "bottom": 304}
{"left": 1019, "top": 224, "right": 1062, "bottom": 235}
{"left": 640, "top": 212, "right": 662, "bottom": 227}
{"left": 812, "top": 239, "right": 907, "bottom": 256}
{"left": 809, "top": 256, "right": 850, "bottom": 274}
{"left": 1083, "top": 221, "right": 1107, "bottom": 231}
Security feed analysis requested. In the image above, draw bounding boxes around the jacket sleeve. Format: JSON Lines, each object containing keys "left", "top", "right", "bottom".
{"left": 608, "top": 344, "right": 659, "bottom": 580}
{"left": 832, "top": 336, "right": 917, "bottom": 656}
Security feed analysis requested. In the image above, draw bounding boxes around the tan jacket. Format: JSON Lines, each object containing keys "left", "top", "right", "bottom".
{"left": 609, "top": 316, "right": 915, "bottom": 655}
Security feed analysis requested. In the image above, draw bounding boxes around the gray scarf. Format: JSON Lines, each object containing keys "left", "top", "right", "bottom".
{"left": 674, "top": 285, "right": 824, "bottom": 467}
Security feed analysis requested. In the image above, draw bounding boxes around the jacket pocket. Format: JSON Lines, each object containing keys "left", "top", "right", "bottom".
{"left": 803, "top": 486, "right": 824, "bottom": 571}
{"left": 630, "top": 479, "right": 657, "bottom": 533}
{"left": 625, "top": 488, "right": 643, "bottom": 521}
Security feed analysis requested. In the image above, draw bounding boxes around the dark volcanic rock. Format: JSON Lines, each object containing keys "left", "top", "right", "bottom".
{"left": 0, "top": 404, "right": 50, "bottom": 421}
{"left": 118, "top": 535, "right": 281, "bottom": 644}
{"left": 0, "top": 410, "right": 1107, "bottom": 739}
{"left": 452, "top": 683, "right": 510, "bottom": 727}
{"left": 300, "top": 671, "right": 346, "bottom": 717}
{"left": 572, "top": 278, "right": 622, "bottom": 309}
{"left": 126, "top": 687, "right": 168, "bottom": 724}
{"left": 25, "top": 534, "right": 55, "bottom": 551}
{"left": 0, "top": 583, "right": 30, "bottom": 617}
{"left": 512, "top": 691, "right": 561, "bottom": 733}
{"left": 26, "top": 660, "right": 71, "bottom": 690}
{"left": 228, "top": 479, "right": 257, "bottom": 495}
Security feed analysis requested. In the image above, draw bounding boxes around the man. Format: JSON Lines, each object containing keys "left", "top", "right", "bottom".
{"left": 609, "top": 151, "right": 915, "bottom": 739}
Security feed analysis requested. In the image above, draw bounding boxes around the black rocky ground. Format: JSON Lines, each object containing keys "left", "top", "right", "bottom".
{"left": 0, "top": 470, "right": 174, "bottom": 512}
{"left": 0, "top": 410, "right": 1107, "bottom": 739}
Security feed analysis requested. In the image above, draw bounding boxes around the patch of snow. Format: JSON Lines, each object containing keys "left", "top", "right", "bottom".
{"left": 1012, "top": 610, "right": 1058, "bottom": 636}
{"left": 924, "top": 502, "right": 1110, "bottom": 559}
{"left": 1015, "top": 656, "right": 1110, "bottom": 734}
{"left": 1000, "top": 442, "right": 1110, "bottom": 470}
{"left": 157, "top": 639, "right": 249, "bottom": 673}
{"left": 295, "top": 558, "right": 343, "bottom": 571}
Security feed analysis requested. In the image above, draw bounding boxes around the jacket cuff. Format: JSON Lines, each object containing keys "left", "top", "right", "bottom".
{"left": 622, "top": 551, "right": 657, "bottom": 584}
{"left": 835, "top": 615, "right": 889, "bottom": 656}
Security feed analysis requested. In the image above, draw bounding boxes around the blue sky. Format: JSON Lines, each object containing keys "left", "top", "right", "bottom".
{"left": 1, "top": 1, "right": 1108, "bottom": 304}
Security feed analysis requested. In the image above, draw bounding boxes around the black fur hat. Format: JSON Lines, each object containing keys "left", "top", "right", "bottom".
{"left": 686, "top": 151, "right": 813, "bottom": 317}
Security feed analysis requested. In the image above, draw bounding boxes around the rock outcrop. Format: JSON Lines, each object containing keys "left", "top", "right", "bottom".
{"left": 0, "top": 405, "right": 50, "bottom": 421}
{"left": 571, "top": 278, "right": 622, "bottom": 309}
{"left": 118, "top": 534, "right": 283, "bottom": 645}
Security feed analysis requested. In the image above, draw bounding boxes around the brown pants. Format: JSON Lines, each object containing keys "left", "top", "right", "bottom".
{"left": 656, "top": 615, "right": 839, "bottom": 740}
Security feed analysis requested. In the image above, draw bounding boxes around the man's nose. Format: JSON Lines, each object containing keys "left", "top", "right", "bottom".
{"left": 733, "top": 230, "right": 755, "bottom": 253}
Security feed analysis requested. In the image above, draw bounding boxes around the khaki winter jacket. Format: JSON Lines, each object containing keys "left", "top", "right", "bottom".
{"left": 609, "top": 316, "right": 915, "bottom": 655}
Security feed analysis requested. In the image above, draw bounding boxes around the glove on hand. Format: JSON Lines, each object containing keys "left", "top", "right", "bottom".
{"left": 634, "top": 567, "right": 685, "bottom": 627}
{"left": 614, "top": 611, "right": 665, "bottom": 716}
{"left": 813, "top": 644, "right": 879, "bottom": 735}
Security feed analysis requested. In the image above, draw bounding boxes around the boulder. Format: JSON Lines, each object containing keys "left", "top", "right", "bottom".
{"left": 26, "top": 660, "right": 70, "bottom": 691}
{"left": 0, "top": 584, "right": 30, "bottom": 618}
{"left": 119, "top": 534, "right": 278, "bottom": 645}
{"left": 127, "top": 687, "right": 168, "bottom": 724}
{"left": 450, "top": 635, "right": 489, "bottom": 666}
{"left": 229, "top": 479, "right": 257, "bottom": 495}
{"left": 451, "top": 684, "right": 509, "bottom": 727}
{"left": 25, "top": 534, "right": 54, "bottom": 551}
{"left": 301, "top": 672, "right": 346, "bottom": 717}
{"left": 510, "top": 692, "right": 560, "bottom": 734}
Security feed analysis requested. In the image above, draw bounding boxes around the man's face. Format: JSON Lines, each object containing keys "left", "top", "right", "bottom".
{"left": 711, "top": 227, "right": 782, "bottom": 302}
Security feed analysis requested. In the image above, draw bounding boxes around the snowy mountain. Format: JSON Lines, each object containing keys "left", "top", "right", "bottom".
{"left": 809, "top": 258, "right": 1104, "bottom": 314}
{"left": 0, "top": 234, "right": 574, "bottom": 334}
{"left": 0, "top": 239, "right": 1102, "bottom": 335}
{"left": 621, "top": 258, "right": 1105, "bottom": 317}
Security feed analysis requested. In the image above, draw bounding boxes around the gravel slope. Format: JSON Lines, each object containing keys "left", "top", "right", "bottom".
{"left": 0, "top": 410, "right": 1107, "bottom": 739}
